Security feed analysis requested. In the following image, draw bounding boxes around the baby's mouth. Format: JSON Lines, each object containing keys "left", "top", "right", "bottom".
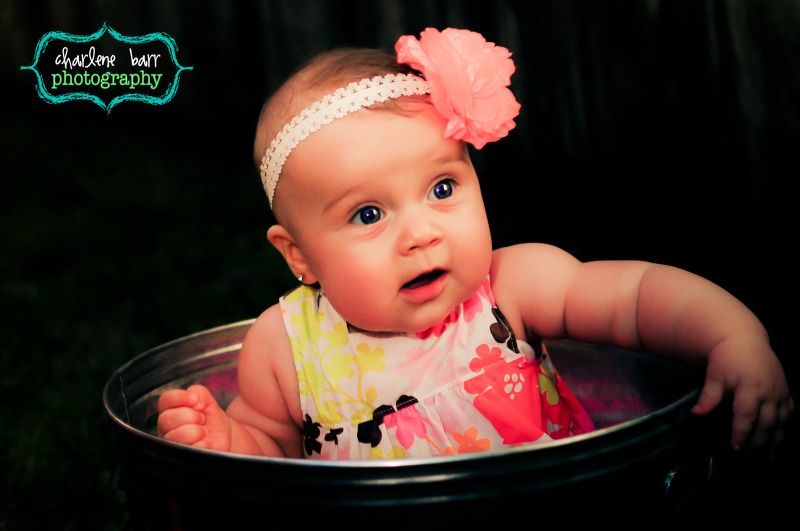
{"left": 402, "top": 269, "right": 446, "bottom": 290}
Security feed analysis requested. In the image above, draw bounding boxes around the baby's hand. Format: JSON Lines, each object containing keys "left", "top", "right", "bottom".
{"left": 157, "top": 384, "right": 232, "bottom": 451}
{"left": 691, "top": 335, "right": 794, "bottom": 459}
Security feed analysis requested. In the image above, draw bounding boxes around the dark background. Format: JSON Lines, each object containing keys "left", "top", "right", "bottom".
{"left": 1, "top": 0, "right": 798, "bottom": 528}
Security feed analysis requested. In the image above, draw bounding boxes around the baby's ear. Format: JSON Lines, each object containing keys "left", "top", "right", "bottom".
{"left": 266, "top": 225, "right": 317, "bottom": 283}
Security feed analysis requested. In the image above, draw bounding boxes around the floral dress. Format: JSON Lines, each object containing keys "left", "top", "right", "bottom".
{"left": 279, "top": 277, "right": 595, "bottom": 460}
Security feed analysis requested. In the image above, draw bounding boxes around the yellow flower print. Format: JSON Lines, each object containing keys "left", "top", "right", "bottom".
{"left": 302, "top": 360, "right": 325, "bottom": 400}
{"left": 369, "top": 447, "right": 384, "bottom": 460}
{"left": 289, "top": 336, "right": 302, "bottom": 361}
{"left": 317, "top": 399, "right": 344, "bottom": 426}
{"left": 290, "top": 300, "right": 325, "bottom": 350}
{"left": 284, "top": 285, "right": 314, "bottom": 303}
{"left": 538, "top": 373, "right": 561, "bottom": 406}
{"left": 370, "top": 446, "right": 407, "bottom": 460}
{"left": 351, "top": 405, "right": 373, "bottom": 425}
{"left": 389, "top": 446, "right": 407, "bottom": 459}
{"left": 295, "top": 361, "right": 309, "bottom": 397}
{"left": 326, "top": 322, "right": 349, "bottom": 349}
{"left": 540, "top": 360, "right": 555, "bottom": 381}
{"left": 354, "top": 343, "right": 386, "bottom": 373}
{"left": 323, "top": 351, "right": 354, "bottom": 384}
{"left": 364, "top": 386, "right": 378, "bottom": 405}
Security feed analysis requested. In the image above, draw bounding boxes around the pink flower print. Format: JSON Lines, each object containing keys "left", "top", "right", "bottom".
{"left": 415, "top": 282, "right": 488, "bottom": 339}
{"left": 335, "top": 446, "right": 350, "bottom": 460}
{"left": 383, "top": 404, "right": 428, "bottom": 450}
{"left": 394, "top": 346, "right": 431, "bottom": 390}
{"left": 477, "top": 276, "right": 495, "bottom": 306}
{"left": 396, "top": 344, "right": 468, "bottom": 393}
{"left": 461, "top": 286, "right": 484, "bottom": 323}
{"left": 468, "top": 343, "right": 504, "bottom": 373}
{"left": 416, "top": 307, "right": 459, "bottom": 339}
{"left": 464, "top": 346, "right": 545, "bottom": 444}
{"left": 431, "top": 393, "right": 472, "bottom": 436}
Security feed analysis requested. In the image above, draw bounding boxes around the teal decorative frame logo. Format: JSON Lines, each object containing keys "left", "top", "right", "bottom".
{"left": 21, "top": 22, "right": 192, "bottom": 113}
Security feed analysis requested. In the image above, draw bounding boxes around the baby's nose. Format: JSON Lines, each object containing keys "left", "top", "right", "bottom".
{"left": 398, "top": 210, "right": 443, "bottom": 254}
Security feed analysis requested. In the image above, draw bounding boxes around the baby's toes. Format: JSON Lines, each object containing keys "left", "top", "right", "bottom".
{"left": 157, "top": 407, "right": 206, "bottom": 436}
{"left": 163, "top": 423, "right": 206, "bottom": 445}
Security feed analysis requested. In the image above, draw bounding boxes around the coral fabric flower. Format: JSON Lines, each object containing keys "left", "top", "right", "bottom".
{"left": 464, "top": 345, "right": 545, "bottom": 444}
{"left": 395, "top": 28, "right": 521, "bottom": 149}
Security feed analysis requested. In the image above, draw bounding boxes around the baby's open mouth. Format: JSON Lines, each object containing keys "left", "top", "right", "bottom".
{"left": 403, "top": 269, "right": 446, "bottom": 289}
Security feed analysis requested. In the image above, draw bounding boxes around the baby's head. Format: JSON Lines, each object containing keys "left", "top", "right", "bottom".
{"left": 253, "top": 29, "right": 520, "bottom": 333}
{"left": 253, "top": 48, "right": 419, "bottom": 222}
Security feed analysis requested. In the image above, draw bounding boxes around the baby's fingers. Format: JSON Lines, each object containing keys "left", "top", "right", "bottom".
{"left": 749, "top": 401, "right": 778, "bottom": 450}
{"left": 730, "top": 387, "right": 765, "bottom": 451}
{"left": 783, "top": 396, "right": 796, "bottom": 423}
{"left": 767, "top": 398, "right": 795, "bottom": 460}
{"left": 691, "top": 376, "right": 725, "bottom": 416}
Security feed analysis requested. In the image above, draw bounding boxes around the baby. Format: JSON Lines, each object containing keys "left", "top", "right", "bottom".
{"left": 157, "top": 28, "right": 793, "bottom": 460}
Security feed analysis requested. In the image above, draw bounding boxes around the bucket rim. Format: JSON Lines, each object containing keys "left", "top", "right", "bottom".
{"left": 103, "top": 319, "right": 702, "bottom": 469}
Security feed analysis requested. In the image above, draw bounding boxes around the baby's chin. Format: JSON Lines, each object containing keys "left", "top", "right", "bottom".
{"left": 335, "top": 278, "right": 485, "bottom": 335}
{"left": 344, "top": 312, "right": 447, "bottom": 336}
{"left": 369, "top": 310, "right": 460, "bottom": 336}
{"left": 345, "top": 321, "right": 429, "bottom": 336}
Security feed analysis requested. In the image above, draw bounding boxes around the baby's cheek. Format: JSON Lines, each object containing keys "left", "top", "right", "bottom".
{"left": 324, "top": 271, "right": 384, "bottom": 321}
{"left": 455, "top": 228, "right": 492, "bottom": 271}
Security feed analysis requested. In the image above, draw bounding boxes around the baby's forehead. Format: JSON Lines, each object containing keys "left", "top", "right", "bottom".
{"left": 296, "top": 103, "right": 455, "bottom": 164}
{"left": 284, "top": 112, "right": 463, "bottom": 202}
{"left": 255, "top": 81, "right": 332, "bottom": 163}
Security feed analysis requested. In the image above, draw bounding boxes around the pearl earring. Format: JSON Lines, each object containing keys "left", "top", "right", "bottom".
{"left": 297, "top": 274, "right": 304, "bottom": 284}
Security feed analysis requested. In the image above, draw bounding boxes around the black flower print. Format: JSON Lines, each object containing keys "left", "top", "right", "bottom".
{"left": 356, "top": 396, "right": 421, "bottom": 450}
{"left": 357, "top": 404, "right": 396, "bottom": 448}
{"left": 530, "top": 334, "right": 544, "bottom": 359}
{"left": 490, "top": 307, "right": 520, "bottom": 353}
{"left": 396, "top": 395, "right": 419, "bottom": 410}
{"left": 324, "top": 427, "right": 344, "bottom": 445}
{"left": 303, "top": 414, "right": 323, "bottom": 456}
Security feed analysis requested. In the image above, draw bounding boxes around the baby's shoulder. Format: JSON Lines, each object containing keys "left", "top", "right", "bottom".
{"left": 238, "top": 303, "right": 302, "bottom": 427}
{"left": 490, "top": 243, "right": 580, "bottom": 340}
{"left": 490, "top": 243, "right": 579, "bottom": 285}
{"left": 242, "top": 304, "right": 290, "bottom": 356}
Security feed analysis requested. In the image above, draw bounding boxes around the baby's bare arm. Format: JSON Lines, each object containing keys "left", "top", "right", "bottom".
{"left": 226, "top": 304, "right": 304, "bottom": 458}
{"left": 492, "top": 243, "right": 793, "bottom": 454}
{"left": 157, "top": 305, "right": 303, "bottom": 457}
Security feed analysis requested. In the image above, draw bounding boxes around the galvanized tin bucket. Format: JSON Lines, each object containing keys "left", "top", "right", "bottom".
{"left": 104, "top": 319, "right": 723, "bottom": 528}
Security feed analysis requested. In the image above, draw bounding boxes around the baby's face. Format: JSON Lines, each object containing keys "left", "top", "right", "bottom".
{"left": 277, "top": 101, "right": 493, "bottom": 333}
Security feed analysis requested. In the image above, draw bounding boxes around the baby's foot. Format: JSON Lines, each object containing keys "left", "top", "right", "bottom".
{"left": 157, "top": 384, "right": 232, "bottom": 451}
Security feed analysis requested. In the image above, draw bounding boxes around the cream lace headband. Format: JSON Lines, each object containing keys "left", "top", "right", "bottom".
{"left": 259, "top": 73, "right": 430, "bottom": 208}
{"left": 260, "top": 28, "right": 521, "bottom": 208}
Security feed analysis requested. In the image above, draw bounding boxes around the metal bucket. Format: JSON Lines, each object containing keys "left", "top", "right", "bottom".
{"left": 104, "top": 320, "right": 724, "bottom": 527}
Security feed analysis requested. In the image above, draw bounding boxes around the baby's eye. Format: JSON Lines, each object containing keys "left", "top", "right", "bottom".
{"left": 429, "top": 178, "right": 455, "bottom": 200}
{"left": 351, "top": 205, "right": 383, "bottom": 225}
